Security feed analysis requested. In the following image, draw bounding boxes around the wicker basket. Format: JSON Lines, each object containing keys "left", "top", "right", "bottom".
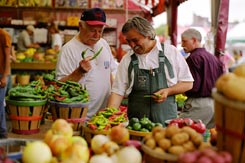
{"left": 128, "top": 129, "right": 151, "bottom": 141}
{"left": 49, "top": 101, "right": 88, "bottom": 131}
{"left": 80, "top": 126, "right": 110, "bottom": 144}
{"left": 6, "top": 99, "right": 47, "bottom": 135}
{"left": 141, "top": 143, "right": 178, "bottom": 163}
{"left": 16, "top": 74, "right": 30, "bottom": 86}
{"left": 212, "top": 90, "right": 245, "bottom": 163}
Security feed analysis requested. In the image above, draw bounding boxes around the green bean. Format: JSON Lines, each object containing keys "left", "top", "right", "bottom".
{"left": 90, "top": 47, "right": 103, "bottom": 61}
{"left": 81, "top": 48, "right": 88, "bottom": 59}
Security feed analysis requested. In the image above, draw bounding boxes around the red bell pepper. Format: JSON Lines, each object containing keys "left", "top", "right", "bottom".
{"left": 88, "top": 123, "right": 97, "bottom": 130}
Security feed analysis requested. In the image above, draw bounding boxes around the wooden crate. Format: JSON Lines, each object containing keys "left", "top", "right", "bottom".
{"left": 212, "top": 91, "right": 245, "bottom": 163}
{"left": 6, "top": 99, "right": 47, "bottom": 135}
{"left": 49, "top": 101, "right": 88, "bottom": 131}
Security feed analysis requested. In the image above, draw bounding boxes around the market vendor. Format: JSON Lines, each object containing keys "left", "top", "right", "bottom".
{"left": 107, "top": 16, "right": 194, "bottom": 126}
{"left": 17, "top": 25, "right": 40, "bottom": 51}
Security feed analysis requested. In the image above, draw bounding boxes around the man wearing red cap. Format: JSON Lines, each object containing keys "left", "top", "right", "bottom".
{"left": 56, "top": 8, "right": 118, "bottom": 120}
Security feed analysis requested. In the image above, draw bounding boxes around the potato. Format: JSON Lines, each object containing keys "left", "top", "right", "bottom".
{"left": 145, "top": 138, "right": 156, "bottom": 149}
{"left": 215, "top": 73, "right": 236, "bottom": 92}
{"left": 165, "top": 125, "right": 181, "bottom": 138}
{"left": 144, "top": 133, "right": 153, "bottom": 141}
{"left": 154, "top": 130, "right": 166, "bottom": 142}
{"left": 191, "top": 133, "right": 203, "bottom": 146}
{"left": 158, "top": 138, "right": 171, "bottom": 151}
{"left": 168, "top": 145, "right": 185, "bottom": 155}
{"left": 171, "top": 132, "right": 190, "bottom": 145}
{"left": 222, "top": 76, "right": 245, "bottom": 101}
{"left": 182, "top": 141, "right": 196, "bottom": 152}
{"left": 181, "top": 126, "right": 198, "bottom": 140}
{"left": 152, "top": 126, "right": 165, "bottom": 135}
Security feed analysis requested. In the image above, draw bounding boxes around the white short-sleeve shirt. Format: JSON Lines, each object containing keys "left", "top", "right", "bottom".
{"left": 112, "top": 40, "right": 194, "bottom": 97}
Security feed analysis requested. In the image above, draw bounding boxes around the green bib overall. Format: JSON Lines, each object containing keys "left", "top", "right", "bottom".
{"left": 127, "top": 44, "right": 177, "bottom": 126}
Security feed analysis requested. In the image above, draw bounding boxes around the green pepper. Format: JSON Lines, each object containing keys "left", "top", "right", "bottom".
{"left": 132, "top": 122, "right": 141, "bottom": 131}
{"left": 154, "top": 122, "right": 163, "bottom": 127}
{"left": 126, "top": 126, "right": 133, "bottom": 130}
{"left": 140, "top": 117, "right": 150, "bottom": 127}
{"left": 129, "top": 117, "right": 139, "bottom": 126}
{"left": 140, "top": 128, "right": 150, "bottom": 132}
{"left": 145, "top": 122, "right": 155, "bottom": 131}
{"left": 90, "top": 47, "right": 103, "bottom": 61}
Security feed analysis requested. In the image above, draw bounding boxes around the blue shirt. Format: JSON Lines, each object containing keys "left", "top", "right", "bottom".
{"left": 185, "top": 48, "right": 224, "bottom": 97}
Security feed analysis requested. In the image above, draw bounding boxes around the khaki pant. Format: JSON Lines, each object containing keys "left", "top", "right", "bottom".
{"left": 179, "top": 97, "right": 215, "bottom": 129}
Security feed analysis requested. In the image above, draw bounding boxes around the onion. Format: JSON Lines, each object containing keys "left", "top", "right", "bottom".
{"left": 116, "top": 146, "right": 142, "bottom": 163}
{"left": 89, "top": 154, "right": 113, "bottom": 163}
{"left": 91, "top": 135, "right": 110, "bottom": 154}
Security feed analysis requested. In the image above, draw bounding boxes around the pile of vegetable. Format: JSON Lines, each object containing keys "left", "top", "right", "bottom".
{"left": 45, "top": 80, "right": 89, "bottom": 103}
{"left": 127, "top": 117, "right": 162, "bottom": 132}
{"left": 42, "top": 71, "right": 89, "bottom": 103}
{"left": 142, "top": 125, "right": 212, "bottom": 156}
{"left": 87, "top": 107, "right": 128, "bottom": 131}
{"left": 8, "top": 80, "right": 46, "bottom": 101}
{"left": 8, "top": 71, "right": 89, "bottom": 104}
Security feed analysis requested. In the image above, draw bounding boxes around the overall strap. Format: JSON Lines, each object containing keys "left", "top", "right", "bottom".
{"left": 159, "top": 43, "right": 174, "bottom": 79}
{"left": 128, "top": 54, "right": 138, "bottom": 83}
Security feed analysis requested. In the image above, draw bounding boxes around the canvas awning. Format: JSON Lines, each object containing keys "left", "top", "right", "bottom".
{"left": 131, "top": 0, "right": 230, "bottom": 53}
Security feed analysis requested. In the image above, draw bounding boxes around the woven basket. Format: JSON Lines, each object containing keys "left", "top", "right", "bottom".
{"left": 16, "top": 74, "right": 30, "bottom": 86}
{"left": 6, "top": 99, "right": 47, "bottom": 135}
{"left": 128, "top": 129, "right": 151, "bottom": 141}
{"left": 49, "top": 101, "right": 88, "bottom": 131}
{"left": 141, "top": 143, "right": 178, "bottom": 163}
{"left": 80, "top": 126, "right": 110, "bottom": 144}
{"left": 212, "top": 90, "right": 245, "bottom": 163}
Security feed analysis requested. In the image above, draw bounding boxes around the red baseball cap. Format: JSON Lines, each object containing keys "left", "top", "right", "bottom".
{"left": 80, "top": 8, "right": 107, "bottom": 26}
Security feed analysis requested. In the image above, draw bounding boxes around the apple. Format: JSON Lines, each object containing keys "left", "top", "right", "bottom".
{"left": 22, "top": 141, "right": 52, "bottom": 163}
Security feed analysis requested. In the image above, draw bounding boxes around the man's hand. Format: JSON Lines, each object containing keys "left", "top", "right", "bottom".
{"left": 79, "top": 57, "right": 92, "bottom": 73}
{"left": 152, "top": 89, "right": 169, "bottom": 103}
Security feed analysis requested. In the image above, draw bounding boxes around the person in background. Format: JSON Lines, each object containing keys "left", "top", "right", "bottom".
{"left": 56, "top": 8, "right": 118, "bottom": 120}
{"left": 180, "top": 28, "right": 224, "bottom": 129}
{"left": 17, "top": 25, "right": 40, "bottom": 51}
{"left": 0, "top": 28, "right": 11, "bottom": 139}
{"left": 220, "top": 51, "right": 235, "bottom": 73}
{"left": 107, "top": 16, "right": 194, "bottom": 126}
{"left": 48, "top": 22, "right": 63, "bottom": 52}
